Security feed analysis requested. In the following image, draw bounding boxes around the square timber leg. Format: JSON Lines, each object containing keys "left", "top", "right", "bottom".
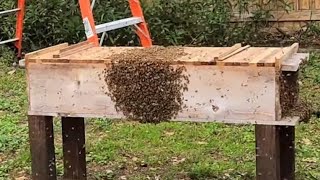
{"left": 255, "top": 125, "right": 295, "bottom": 180}
{"left": 62, "top": 117, "right": 87, "bottom": 180}
{"left": 28, "top": 115, "right": 57, "bottom": 180}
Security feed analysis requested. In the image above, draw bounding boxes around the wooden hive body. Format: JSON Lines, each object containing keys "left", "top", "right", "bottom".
{"left": 25, "top": 42, "right": 308, "bottom": 125}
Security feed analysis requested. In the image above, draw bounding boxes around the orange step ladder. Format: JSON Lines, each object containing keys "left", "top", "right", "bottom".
{"left": 0, "top": 0, "right": 26, "bottom": 58}
{"left": 79, "top": 0, "right": 152, "bottom": 47}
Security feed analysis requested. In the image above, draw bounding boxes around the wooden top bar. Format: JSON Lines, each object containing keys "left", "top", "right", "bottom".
{"left": 26, "top": 42, "right": 306, "bottom": 69}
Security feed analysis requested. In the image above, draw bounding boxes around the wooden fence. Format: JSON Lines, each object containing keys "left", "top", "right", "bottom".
{"left": 232, "top": 0, "right": 320, "bottom": 32}
{"left": 146, "top": 0, "right": 320, "bottom": 32}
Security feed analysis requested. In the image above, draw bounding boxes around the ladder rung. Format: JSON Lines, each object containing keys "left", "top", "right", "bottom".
{"left": 95, "top": 17, "right": 143, "bottom": 34}
{"left": 0, "top": 8, "right": 20, "bottom": 16}
{"left": 0, "top": 38, "right": 19, "bottom": 45}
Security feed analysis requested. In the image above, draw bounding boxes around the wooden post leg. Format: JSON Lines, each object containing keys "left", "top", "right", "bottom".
{"left": 28, "top": 115, "right": 57, "bottom": 180}
{"left": 255, "top": 125, "right": 280, "bottom": 180}
{"left": 62, "top": 117, "right": 87, "bottom": 180}
{"left": 279, "top": 126, "right": 295, "bottom": 180}
{"left": 256, "top": 125, "right": 296, "bottom": 180}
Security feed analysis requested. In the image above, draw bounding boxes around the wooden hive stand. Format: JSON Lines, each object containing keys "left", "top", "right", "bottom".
{"left": 25, "top": 42, "right": 309, "bottom": 180}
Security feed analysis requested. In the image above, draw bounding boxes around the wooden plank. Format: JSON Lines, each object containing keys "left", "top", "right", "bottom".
{"left": 258, "top": 43, "right": 299, "bottom": 68}
{"left": 29, "top": 45, "right": 251, "bottom": 65}
{"left": 53, "top": 42, "right": 94, "bottom": 58}
{"left": 272, "top": 10, "right": 312, "bottom": 21}
{"left": 279, "top": 126, "right": 295, "bottom": 180}
{"left": 62, "top": 117, "right": 86, "bottom": 180}
{"left": 28, "top": 46, "right": 101, "bottom": 61}
{"left": 292, "top": 0, "right": 298, "bottom": 10}
{"left": 316, "top": 0, "right": 320, "bottom": 9}
{"left": 29, "top": 46, "right": 226, "bottom": 65}
{"left": 27, "top": 63, "right": 278, "bottom": 123}
{"left": 282, "top": 53, "right": 309, "bottom": 71}
{"left": 249, "top": 48, "right": 279, "bottom": 65}
{"left": 25, "top": 43, "right": 68, "bottom": 59}
{"left": 216, "top": 43, "right": 242, "bottom": 61}
{"left": 255, "top": 125, "right": 280, "bottom": 180}
{"left": 299, "top": 0, "right": 310, "bottom": 10}
{"left": 231, "top": 10, "right": 320, "bottom": 22}
{"left": 28, "top": 115, "right": 57, "bottom": 180}
{"left": 271, "top": 21, "right": 309, "bottom": 34}
{"left": 59, "top": 41, "right": 90, "bottom": 53}
{"left": 65, "top": 47, "right": 112, "bottom": 60}
{"left": 27, "top": 54, "right": 307, "bottom": 70}
{"left": 258, "top": 49, "right": 285, "bottom": 65}
{"left": 59, "top": 44, "right": 94, "bottom": 58}
{"left": 221, "top": 47, "right": 266, "bottom": 66}
{"left": 267, "top": 0, "right": 287, "bottom": 11}
{"left": 275, "top": 43, "right": 299, "bottom": 71}
{"left": 26, "top": 45, "right": 302, "bottom": 69}
{"left": 216, "top": 45, "right": 251, "bottom": 61}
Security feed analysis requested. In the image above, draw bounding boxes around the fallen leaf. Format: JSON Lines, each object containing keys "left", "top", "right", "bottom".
{"left": 155, "top": 175, "right": 161, "bottom": 180}
{"left": 302, "top": 158, "right": 317, "bottom": 163}
{"left": 140, "top": 161, "right": 148, "bottom": 167}
{"left": 120, "top": 176, "right": 127, "bottom": 180}
{"left": 224, "top": 173, "right": 231, "bottom": 177}
{"left": 15, "top": 177, "right": 28, "bottom": 180}
{"left": 172, "top": 157, "right": 186, "bottom": 165}
{"left": 164, "top": 131, "right": 175, "bottom": 136}
{"left": 7, "top": 69, "right": 16, "bottom": 75}
{"left": 302, "top": 138, "right": 312, "bottom": 145}
{"left": 197, "top": 141, "right": 208, "bottom": 145}
{"left": 132, "top": 157, "right": 138, "bottom": 162}
{"left": 106, "top": 169, "right": 113, "bottom": 174}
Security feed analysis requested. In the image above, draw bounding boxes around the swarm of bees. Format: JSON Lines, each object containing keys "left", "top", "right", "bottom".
{"left": 280, "top": 71, "right": 311, "bottom": 122}
{"left": 280, "top": 71, "right": 299, "bottom": 115}
{"left": 104, "top": 47, "right": 189, "bottom": 123}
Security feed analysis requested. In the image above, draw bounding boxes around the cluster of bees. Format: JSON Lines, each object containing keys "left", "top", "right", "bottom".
{"left": 280, "top": 71, "right": 311, "bottom": 122}
{"left": 104, "top": 47, "right": 189, "bottom": 123}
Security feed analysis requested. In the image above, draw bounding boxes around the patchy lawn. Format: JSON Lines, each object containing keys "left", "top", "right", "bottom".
{"left": 0, "top": 47, "right": 319, "bottom": 179}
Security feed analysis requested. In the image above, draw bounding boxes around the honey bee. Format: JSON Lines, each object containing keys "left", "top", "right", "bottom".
{"left": 103, "top": 47, "right": 189, "bottom": 123}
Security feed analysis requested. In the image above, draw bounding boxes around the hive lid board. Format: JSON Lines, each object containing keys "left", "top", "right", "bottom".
{"left": 26, "top": 42, "right": 306, "bottom": 70}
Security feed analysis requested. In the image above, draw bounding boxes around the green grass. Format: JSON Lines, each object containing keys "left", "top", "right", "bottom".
{"left": 0, "top": 47, "right": 319, "bottom": 179}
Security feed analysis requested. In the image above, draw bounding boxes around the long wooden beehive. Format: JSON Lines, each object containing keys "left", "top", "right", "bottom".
{"left": 25, "top": 42, "right": 308, "bottom": 125}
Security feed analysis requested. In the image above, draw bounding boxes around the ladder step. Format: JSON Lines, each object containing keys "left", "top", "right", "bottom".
{"left": 0, "top": 38, "right": 19, "bottom": 45}
{"left": 0, "top": 8, "right": 20, "bottom": 16}
{"left": 95, "top": 17, "right": 143, "bottom": 34}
